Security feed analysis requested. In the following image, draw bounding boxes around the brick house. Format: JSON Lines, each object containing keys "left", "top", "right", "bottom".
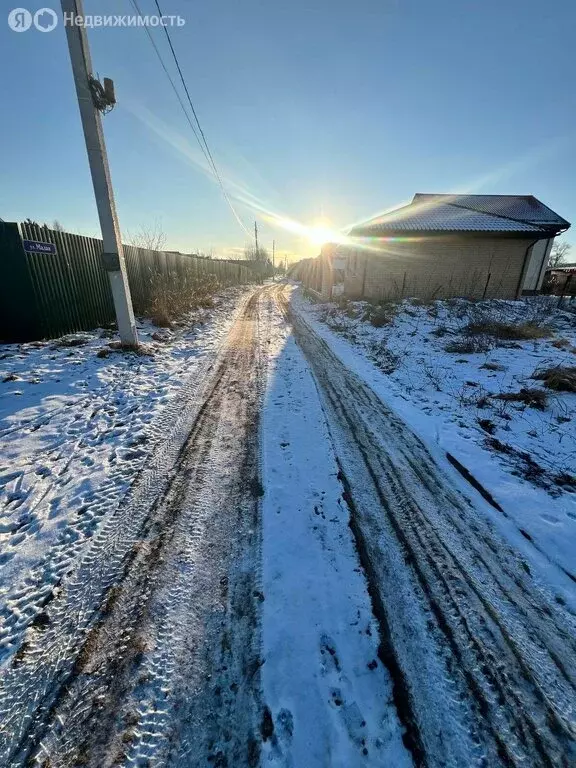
{"left": 322, "top": 194, "right": 570, "bottom": 301}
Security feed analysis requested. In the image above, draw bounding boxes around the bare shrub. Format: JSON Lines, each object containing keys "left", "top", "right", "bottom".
{"left": 494, "top": 388, "right": 548, "bottom": 410}
{"left": 533, "top": 366, "right": 576, "bottom": 392}
{"left": 127, "top": 219, "right": 167, "bottom": 251}
{"left": 421, "top": 361, "right": 444, "bottom": 391}
{"left": 480, "top": 361, "right": 506, "bottom": 371}
{"left": 455, "top": 382, "right": 491, "bottom": 407}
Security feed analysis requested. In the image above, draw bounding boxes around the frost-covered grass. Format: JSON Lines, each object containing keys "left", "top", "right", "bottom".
{"left": 299, "top": 291, "right": 576, "bottom": 584}
{"left": 312, "top": 295, "right": 576, "bottom": 493}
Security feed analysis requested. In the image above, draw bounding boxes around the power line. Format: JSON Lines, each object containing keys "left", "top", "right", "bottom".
{"left": 127, "top": 0, "right": 207, "bottom": 159}
{"left": 127, "top": 0, "right": 250, "bottom": 237}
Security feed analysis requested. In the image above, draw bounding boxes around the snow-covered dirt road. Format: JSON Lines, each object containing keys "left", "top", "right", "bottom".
{"left": 0, "top": 284, "right": 575, "bottom": 767}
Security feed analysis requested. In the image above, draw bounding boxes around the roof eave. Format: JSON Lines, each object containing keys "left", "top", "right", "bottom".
{"left": 349, "top": 228, "right": 552, "bottom": 238}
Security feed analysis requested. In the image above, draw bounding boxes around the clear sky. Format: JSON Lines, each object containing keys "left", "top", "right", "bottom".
{"left": 1, "top": 0, "right": 574, "bottom": 261}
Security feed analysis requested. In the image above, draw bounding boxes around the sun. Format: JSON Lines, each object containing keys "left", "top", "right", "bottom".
{"left": 308, "top": 225, "right": 335, "bottom": 246}
{"left": 307, "top": 218, "right": 341, "bottom": 247}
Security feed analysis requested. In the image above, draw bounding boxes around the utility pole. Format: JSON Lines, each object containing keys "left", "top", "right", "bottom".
{"left": 272, "top": 239, "right": 275, "bottom": 282}
{"left": 254, "top": 221, "right": 259, "bottom": 259}
{"left": 61, "top": 0, "right": 138, "bottom": 346}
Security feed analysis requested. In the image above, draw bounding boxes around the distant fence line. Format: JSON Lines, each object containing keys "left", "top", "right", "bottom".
{"left": 290, "top": 258, "right": 322, "bottom": 294}
{"left": 0, "top": 222, "right": 258, "bottom": 342}
{"left": 543, "top": 269, "right": 576, "bottom": 298}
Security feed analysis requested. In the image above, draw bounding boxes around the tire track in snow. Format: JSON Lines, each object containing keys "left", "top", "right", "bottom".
{"left": 0, "top": 290, "right": 263, "bottom": 766}
{"left": 0, "top": 300, "right": 244, "bottom": 667}
{"left": 277, "top": 284, "right": 576, "bottom": 767}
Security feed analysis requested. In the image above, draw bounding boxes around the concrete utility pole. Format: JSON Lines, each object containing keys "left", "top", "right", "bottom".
{"left": 254, "top": 221, "right": 259, "bottom": 259}
{"left": 272, "top": 239, "right": 275, "bottom": 282}
{"left": 61, "top": 0, "right": 138, "bottom": 346}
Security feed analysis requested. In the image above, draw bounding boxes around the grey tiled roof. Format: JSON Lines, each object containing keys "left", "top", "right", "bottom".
{"left": 350, "top": 194, "right": 570, "bottom": 236}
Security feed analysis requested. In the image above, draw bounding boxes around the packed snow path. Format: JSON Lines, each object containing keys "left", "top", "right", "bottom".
{"left": 0, "top": 284, "right": 574, "bottom": 767}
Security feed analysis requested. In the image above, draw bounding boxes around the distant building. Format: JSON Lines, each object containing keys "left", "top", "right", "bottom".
{"left": 318, "top": 194, "right": 570, "bottom": 301}
{"left": 543, "top": 262, "right": 576, "bottom": 297}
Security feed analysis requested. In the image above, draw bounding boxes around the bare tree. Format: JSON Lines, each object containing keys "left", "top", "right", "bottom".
{"left": 548, "top": 240, "right": 572, "bottom": 268}
{"left": 127, "top": 219, "right": 167, "bottom": 251}
{"left": 52, "top": 220, "right": 64, "bottom": 232}
{"left": 244, "top": 243, "right": 271, "bottom": 264}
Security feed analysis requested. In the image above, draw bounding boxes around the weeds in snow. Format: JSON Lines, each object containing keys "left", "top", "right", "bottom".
{"left": 455, "top": 382, "right": 492, "bottom": 408}
{"left": 445, "top": 336, "right": 492, "bottom": 354}
{"left": 533, "top": 366, "right": 576, "bottom": 392}
{"left": 485, "top": 437, "right": 576, "bottom": 495}
{"left": 480, "top": 361, "right": 507, "bottom": 372}
{"left": 464, "top": 321, "right": 552, "bottom": 341}
{"left": 421, "top": 361, "right": 444, "bottom": 391}
{"left": 477, "top": 418, "right": 496, "bottom": 435}
{"left": 494, "top": 388, "right": 548, "bottom": 411}
{"left": 370, "top": 339, "right": 400, "bottom": 373}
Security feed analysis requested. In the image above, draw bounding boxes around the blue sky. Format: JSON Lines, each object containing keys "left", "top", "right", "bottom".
{"left": 1, "top": 0, "right": 574, "bottom": 260}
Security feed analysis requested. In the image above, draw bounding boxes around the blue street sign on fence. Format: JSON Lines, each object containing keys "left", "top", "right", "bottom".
{"left": 23, "top": 239, "right": 57, "bottom": 255}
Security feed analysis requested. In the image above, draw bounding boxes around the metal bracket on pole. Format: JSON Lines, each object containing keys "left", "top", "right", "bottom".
{"left": 101, "top": 252, "right": 121, "bottom": 271}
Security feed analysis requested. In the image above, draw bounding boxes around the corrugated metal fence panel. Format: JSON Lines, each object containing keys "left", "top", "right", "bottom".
{"left": 18, "top": 222, "right": 115, "bottom": 339}
{"left": 0, "top": 223, "right": 42, "bottom": 342}
{"left": 0, "top": 223, "right": 254, "bottom": 341}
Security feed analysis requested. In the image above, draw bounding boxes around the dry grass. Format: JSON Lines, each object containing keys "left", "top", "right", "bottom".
{"left": 533, "top": 366, "right": 576, "bottom": 392}
{"left": 143, "top": 271, "right": 221, "bottom": 327}
{"left": 478, "top": 418, "right": 496, "bottom": 434}
{"left": 494, "top": 388, "right": 548, "bottom": 410}
{"left": 480, "top": 361, "right": 506, "bottom": 372}
{"left": 445, "top": 336, "right": 492, "bottom": 354}
{"left": 551, "top": 338, "right": 572, "bottom": 349}
{"left": 464, "top": 321, "right": 552, "bottom": 341}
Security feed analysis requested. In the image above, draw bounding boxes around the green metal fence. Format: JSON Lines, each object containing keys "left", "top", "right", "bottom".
{"left": 0, "top": 221, "right": 253, "bottom": 342}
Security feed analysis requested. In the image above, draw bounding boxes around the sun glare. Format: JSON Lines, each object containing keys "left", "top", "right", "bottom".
{"left": 308, "top": 225, "right": 334, "bottom": 246}
{"left": 306, "top": 218, "right": 344, "bottom": 247}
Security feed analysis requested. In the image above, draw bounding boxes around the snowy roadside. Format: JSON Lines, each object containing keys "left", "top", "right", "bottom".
{"left": 293, "top": 288, "right": 576, "bottom": 607}
{"left": 0, "top": 286, "right": 253, "bottom": 668}
{"left": 260, "top": 294, "right": 411, "bottom": 767}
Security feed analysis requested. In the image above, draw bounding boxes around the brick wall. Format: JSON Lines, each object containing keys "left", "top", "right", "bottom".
{"left": 344, "top": 236, "right": 537, "bottom": 301}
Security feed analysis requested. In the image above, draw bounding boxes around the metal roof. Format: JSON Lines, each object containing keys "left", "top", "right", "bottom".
{"left": 350, "top": 194, "right": 570, "bottom": 237}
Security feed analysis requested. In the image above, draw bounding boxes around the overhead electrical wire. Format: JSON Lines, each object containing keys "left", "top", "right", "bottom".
{"left": 127, "top": 0, "right": 251, "bottom": 237}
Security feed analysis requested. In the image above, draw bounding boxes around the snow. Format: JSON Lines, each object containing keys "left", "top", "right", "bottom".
{"left": 260, "top": 297, "right": 411, "bottom": 767}
{"left": 295, "top": 290, "right": 576, "bottom": 609}
{"left": 0, "top": 287, "right": 252, "bottom": 668}
{"left": 2, "top": 281, "right": 574, "bottom": 764}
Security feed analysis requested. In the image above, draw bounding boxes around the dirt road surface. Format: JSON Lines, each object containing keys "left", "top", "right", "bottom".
{"left": 0, "top": 284, "right": 574, "bottom": 767}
